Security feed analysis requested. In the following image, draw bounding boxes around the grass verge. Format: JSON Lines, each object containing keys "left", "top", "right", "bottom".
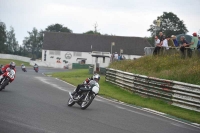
{"left": 51, "top": 69, "right": 200, "bottom": 124}
{"left": 0, "top": 59, "right": 30, "bottom": 67}
{"left": 109, "top": 54, "right": 200, "bottom": 85}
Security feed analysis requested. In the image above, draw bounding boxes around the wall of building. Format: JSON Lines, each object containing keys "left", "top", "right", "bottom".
{"left": 42, "top": 50, "right": 112, "bottom": 69}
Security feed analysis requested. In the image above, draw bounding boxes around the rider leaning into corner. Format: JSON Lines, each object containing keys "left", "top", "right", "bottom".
{"left": 71, "top": 74, "right": 100, "bottom": 100}
{"left": 0, "top": 62, "right": 16, "bottom": 82}
{"left": 21, "top": 63, "right": 25, "bottom": 68}
{"left": 33, "top": 63, "right": 39, "bottom": 69}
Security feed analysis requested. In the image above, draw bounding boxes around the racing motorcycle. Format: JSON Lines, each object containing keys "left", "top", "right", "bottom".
{"left": 0, "top": 68, "right": 15, "bottom": 91}
{"left": 34, "top": 67, "right": 38, "bottom": 73}
{"left": 21, "top": 66, "right": 27, "bottom": 72}
{"left": 68, "top": 80, "right": 99, "bottom": 110}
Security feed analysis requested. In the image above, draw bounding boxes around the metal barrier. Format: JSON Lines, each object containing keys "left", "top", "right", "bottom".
{"left": 105, "top": 68, "right": 200, "bottom": 112}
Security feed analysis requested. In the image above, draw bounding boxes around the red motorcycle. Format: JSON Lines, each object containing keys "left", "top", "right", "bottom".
{"left": 34, "top": 67, "right": 38, "bottom": 73}
{"left": 0, "top": 68, "right": 15, "bottom": 91}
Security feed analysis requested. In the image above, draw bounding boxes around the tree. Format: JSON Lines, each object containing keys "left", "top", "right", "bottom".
{"left": 147, "top": 12, "right": 188, "bottom": 36}
{"left": 45, "top": 23, "right": 72, "bottom": 33}
{"left": 23, "top": 28, "right": 43, "bottom": 59}
{"left": 144, "top": 37, "right": 154, "bottom": 47}
{"left": 83, "top": 30, "right": 101, "bottom": 35}
{"left": 0, "top": 21, "right": 7, "bottom": 53}
{"left": 83, "top": 22, "right": 101, "bottom": 35}
{"left": 6, "top": 26, "right": 19, "bottom": 54}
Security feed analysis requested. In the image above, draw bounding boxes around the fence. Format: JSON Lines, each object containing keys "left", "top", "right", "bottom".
{"left": 0, "top": 54, "right": 31, "bottom": 62}
{"left": 105, "top": 68, "right": 200, "bottom": 112}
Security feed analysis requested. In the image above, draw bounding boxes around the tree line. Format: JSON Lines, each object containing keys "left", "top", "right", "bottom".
{"left": 0, "top": 12, "right": 188, "bottom": 58}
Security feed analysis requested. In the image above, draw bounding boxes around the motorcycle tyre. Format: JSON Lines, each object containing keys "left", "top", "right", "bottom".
{"left": 80, "top": 94, "right": 94, "bottom": 110}
{"left": 68, "top": 98, "right": 75, "bottom": 107}
{"left": 0, "top": 79, "right": 9, "bottom": 91}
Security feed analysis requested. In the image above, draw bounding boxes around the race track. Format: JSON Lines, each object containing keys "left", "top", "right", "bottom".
{"left": 0, "top": 67, "right": 199, "bottom": 133}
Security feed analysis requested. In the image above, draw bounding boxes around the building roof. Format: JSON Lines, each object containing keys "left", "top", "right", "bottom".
{"left": 43, "top": 32, "right": 151, "bottom": 55}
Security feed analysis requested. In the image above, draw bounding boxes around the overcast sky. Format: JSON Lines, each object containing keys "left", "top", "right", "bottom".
{"left": 0, "top": 0, "right": 200, "bottom": 45}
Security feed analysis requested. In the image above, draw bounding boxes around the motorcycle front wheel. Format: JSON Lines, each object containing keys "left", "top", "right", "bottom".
{"left": 0, "top": 79, "right": 9, "bottom": 91}
{"left": 68, "top": 98, "right": 75, "bottom": 106}
{"left": 80, "top": 94, "right": 95, "bottom": 110}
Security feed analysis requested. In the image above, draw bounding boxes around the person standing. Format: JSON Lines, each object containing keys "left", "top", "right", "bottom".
{"left": 153, "top": 32, "right": 164, "bottom": 55}
{"left": 197, "top": 36, "right": 200, "bottom": 52}
{"left": 189, "top": 32, "right": 198, "bottom": 50}
{"left": 154, "top": 36, "right": 160, "bottom": 47}
{"left": 180, "top": 36, "right": 191, "bottom": 58}
{"left": 114, "top": 52, "right": 118, "bottom": 61}
{"left": 171, "top": 35, "right": 179, "bottom": 47}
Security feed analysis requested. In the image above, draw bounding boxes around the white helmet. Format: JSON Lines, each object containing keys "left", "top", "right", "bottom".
{"left": 93, "top": 74, "right": 100, "bottom": 81}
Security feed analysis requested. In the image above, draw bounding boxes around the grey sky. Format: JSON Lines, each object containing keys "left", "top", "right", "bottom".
{"left": 0, "top": 0, "right": 199, "bottom": 45}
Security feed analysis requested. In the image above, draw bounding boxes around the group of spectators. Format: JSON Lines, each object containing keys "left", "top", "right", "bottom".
{"left": 110, "top": 52, "right": 125, "bottom": 62}
{"left": 153, "top": 32, "right": 200, "bottom": 58}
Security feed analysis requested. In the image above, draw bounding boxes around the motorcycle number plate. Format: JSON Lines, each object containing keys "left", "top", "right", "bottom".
{"left": 7, "top": 70, "right": 15, "bottom": 79}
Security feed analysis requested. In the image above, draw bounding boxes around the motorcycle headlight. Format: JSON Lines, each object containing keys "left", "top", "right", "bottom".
{"left": 92, "top": 86, "right": 99, "bottom": 94}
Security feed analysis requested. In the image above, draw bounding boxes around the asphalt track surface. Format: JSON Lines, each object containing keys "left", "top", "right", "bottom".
{"left": 0, "top": 67, "right": 199, "bottom": 133}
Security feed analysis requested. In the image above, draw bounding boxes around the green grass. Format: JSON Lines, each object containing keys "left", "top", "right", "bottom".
{"left": 51, "top": 69, "right": 200, "bottom": 124}
{"left": 0, "top": 59, "right": 31, "bottom": 67}
{"left": 109, "top": 54, "right": 200, "bottom": 85}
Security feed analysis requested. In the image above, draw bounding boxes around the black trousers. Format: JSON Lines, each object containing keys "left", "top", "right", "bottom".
{"left": 75, "top": 84, "right": 85, "bottom": 93}
{"left": 153, "top": 47, "right": 161, "bottom": 55}
{"left": 180, "top": 47, "right": 192, "bottom": 58}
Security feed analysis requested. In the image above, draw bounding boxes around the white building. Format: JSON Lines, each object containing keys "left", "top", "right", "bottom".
{"left": 41, "top": 32, "right": 151, "bottom": 69}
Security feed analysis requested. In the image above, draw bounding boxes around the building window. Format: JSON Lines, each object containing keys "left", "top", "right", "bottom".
{"left": 49, "top": 50, "right": 60, "bottom": 55}
{"left": 73, "top": 52, "right": 82, "bottom": 56}
{"left": 49, "top": 50, "right": 54, "bottom": 55}
{"left": 54, "top": 51, "right": 60, "bottom": 55}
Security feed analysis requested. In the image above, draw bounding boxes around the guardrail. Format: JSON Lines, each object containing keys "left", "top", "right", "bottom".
{"left": 105, "top": 68, "right": 200, "bottom": 112}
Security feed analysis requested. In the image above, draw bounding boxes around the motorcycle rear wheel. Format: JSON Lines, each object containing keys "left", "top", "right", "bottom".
{"left": 80, "top": 94, "right": 94, "bottom": 110}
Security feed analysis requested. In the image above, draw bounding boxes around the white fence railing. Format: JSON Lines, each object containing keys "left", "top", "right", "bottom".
{"left": 105, "top": 68, "right": 200, "bottom": 112}
{"left": 0, "top": 54, "right": 31, "bottom": 62}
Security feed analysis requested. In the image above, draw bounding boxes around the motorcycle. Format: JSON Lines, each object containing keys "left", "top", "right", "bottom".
{"left": 21, "top": 66, "right": 27, "bottom": 72}
{"left": 0, "top": 68, "right": 15, "bottom": 91}
{"left": 68, "top": 80, "right": 99, "bottom": 110}
{"left": 34, "top": 67, "right": 38, "bottom": 73}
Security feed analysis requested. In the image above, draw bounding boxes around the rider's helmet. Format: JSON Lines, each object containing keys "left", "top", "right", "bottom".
{"left": 21, "top": 63, "right": 24, "bottom": 66}
{"left": 93, "top": 74, "right": 100, "bottom": 82}
{"left": 10, "top": 62, "right": 16, "bottom": 69}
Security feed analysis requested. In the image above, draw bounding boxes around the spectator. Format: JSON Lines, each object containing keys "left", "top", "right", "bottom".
{"left": 114, "top": 52, "right": 118, "bottom": 61}
{"left": 118, "top": 55, "right": 121, "bottom": 60}
{"left": 154, "top": 36, "right": 160, "bottom": 47}
{"left": 171, "top": 35, "right": 179, "bottom": 47}
{"left": 167, "top": 36, "right": 175, "bottom": 47}
{"left": 153, "top": 32, "right": 164, "bottom": 55}
{"left": 197, "top": 36, "right": 200, "bottom": 52}
{"left": 162, "top": 36, "right": 170, "bottom": 50}
{"left": 110, "top": 53, "right": 114, "bottom": 62}
{"left": 180, "top": 36, "right": 191, "bottom": 58}
{"left": 189, "top": 32, "right": 198, "bottom": 50}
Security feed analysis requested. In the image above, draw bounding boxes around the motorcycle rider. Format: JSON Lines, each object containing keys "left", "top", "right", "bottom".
{"left": 71, "top": 74, "right": 100, "bottom": 99}
{"left": 33, "top": 63, "right": 38, "bottom": 69}
{"left": 0, "top": 62, "right": 16, "bottom": 82}
{"left": 21, "top": 63, "right": 26, "bottom": 68}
